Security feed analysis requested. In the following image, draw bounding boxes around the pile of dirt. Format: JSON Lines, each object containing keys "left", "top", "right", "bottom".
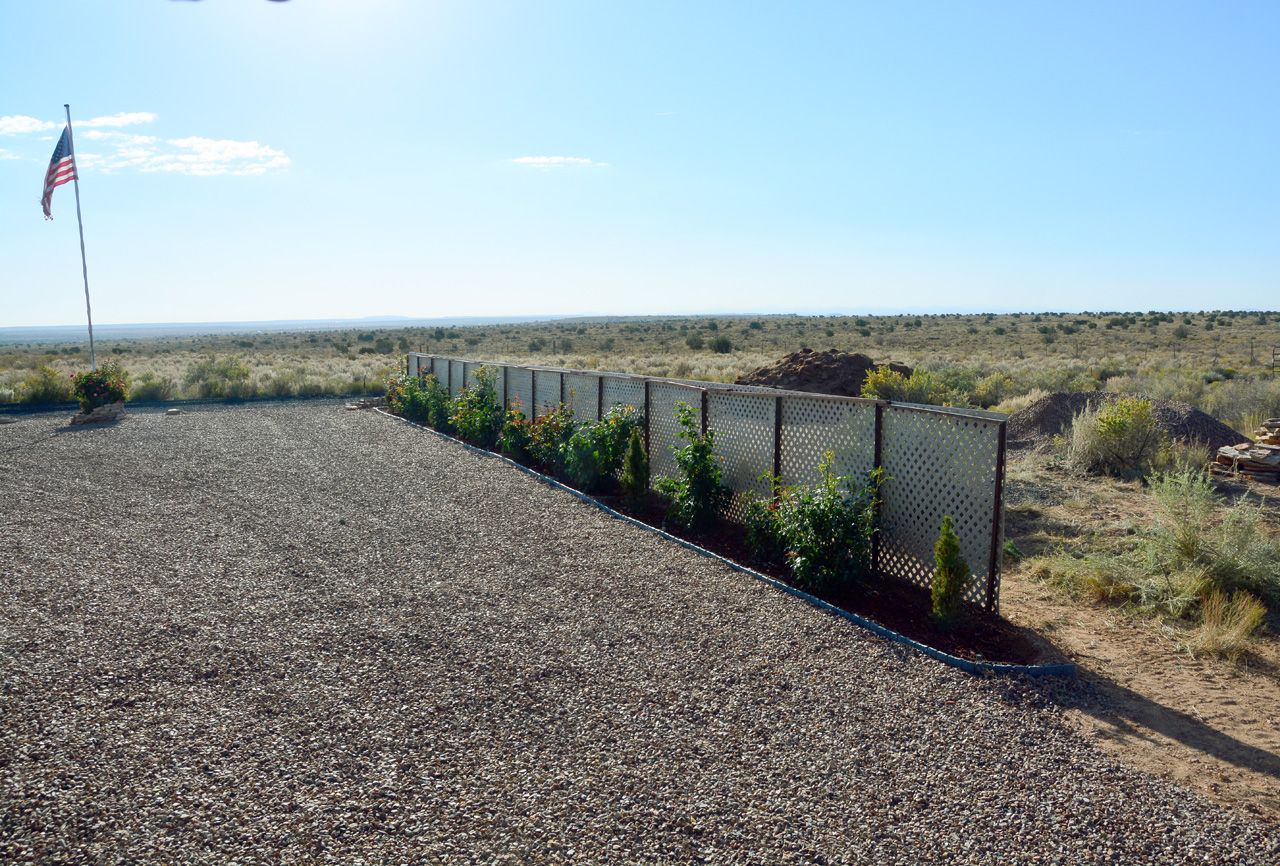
{"left": 1006, "top": 391, "right": 1248, "bottom": 454}
{"left": 734, "top": 348, "right": 911, "bottom": 398}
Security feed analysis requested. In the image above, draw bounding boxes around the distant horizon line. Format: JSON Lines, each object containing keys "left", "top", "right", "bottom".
{"left": 3, "top": 306, "right": 1276, "bottom": 344}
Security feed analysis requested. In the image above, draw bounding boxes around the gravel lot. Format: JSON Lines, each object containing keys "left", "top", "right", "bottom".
{"left": 2, "top": 401, "right": 1277, "bottom": 865}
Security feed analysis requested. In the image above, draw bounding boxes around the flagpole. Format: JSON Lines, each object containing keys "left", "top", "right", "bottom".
{"left": 64, "top": 104, "right": 96, "bottom": 371}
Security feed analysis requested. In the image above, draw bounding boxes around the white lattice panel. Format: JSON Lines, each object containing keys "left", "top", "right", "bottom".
{"left": 602, "top": 376, "right": 645, "bottom": 414}
{"left": 463, "top": 362, "right": 479, "bottom": 392}
{"left": 430, "top": 357, "right": 448, "bottom": 391}
{"left": 449, "top": 361, "right": 465, "bottom": 396}
{"left": 500, "top": 366, "right": 528, "bottom": 413}
{"left": 879, "top": 407, "right": 1001, "bottom": 607}
{"left": 407, "top": 355, "right": 420, "bottom": 377}
{"left": 707, "top": 391, "right": 776, "bottom": 522}
{"left": 648, "top": 382, "right": 703, "bottom": 489}
{"left": 779, "top": 396, "right": 877, "bottom": 488}
{"left": 564, "top": 373, "right": 600, "bottom": 423}
{"left": 534, "top": 370, "right": 563, "bottom": 418}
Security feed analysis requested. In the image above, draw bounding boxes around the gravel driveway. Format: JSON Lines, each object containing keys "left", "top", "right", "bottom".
{"left": 1, "top": 402, "right": 1276, "bottom": 864}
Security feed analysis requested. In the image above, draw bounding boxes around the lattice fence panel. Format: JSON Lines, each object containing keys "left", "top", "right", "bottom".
{"left": 564, "top": 373, "right": 600, "bottom": 423}
{"left": 707, "top": 391, "right": 776, "bottom": 522}
{"left": 462, "top": 362, "right": 478, "bottom": 392}
{"left": 449, "top": 360, "right": 466, "bottom": 396}
{"left": 423, "top": 357, "right": 445, "bottom": 390}
{"left": 505, "top": 367, "right": 533, "bottom": 414}
{"left": 407, "top": 355, "right": 420, "bottom": 378}
{"left": 879, "top": 407, "right": 1001, "bottom": 607}
{"left": 602, "top": 376, "right": 645, "bottom": 415}
{"left": 534, "top": 370, "right": 563, "bottom": 418}
{"left": 779, "top": 396, "right": 877, "bottom": 488}
{"left": 648, "top": 382, "right": 703, "bottom": 488}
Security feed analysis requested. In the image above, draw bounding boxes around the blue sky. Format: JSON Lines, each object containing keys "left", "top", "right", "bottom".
{"left": 2, "top": 1, "right": 1277, "bottom": 326}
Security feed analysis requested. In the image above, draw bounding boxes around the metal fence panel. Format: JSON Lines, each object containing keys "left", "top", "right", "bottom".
{"left": 505, "top": 366, "right": 533, "bottom": 414}
{"left": 648, "top": 382, "right": 703, "bottom": 488}
{"left": 707, "top": 391, "right": 776, "bottom": 522}
{"left": 879, "top": 406, "right": 1001, "bottom": 606}
{"left": 534, "top": 370, "right": 562, "bottom": 417}
{"left": 779, "top": 396, "right": 877, "bottom": 487}
{"left": 564, "top": 373, "right": 600, "bottom": 423}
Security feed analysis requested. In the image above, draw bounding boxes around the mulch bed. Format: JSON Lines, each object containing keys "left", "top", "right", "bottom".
{"left": 591, "top": 488, "right": 1045, "bottom": 666}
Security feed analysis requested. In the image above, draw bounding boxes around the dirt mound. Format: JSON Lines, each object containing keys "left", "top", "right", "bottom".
{"left": 1007, "top": 391, "right": 1248, "bottom": 454}
{"left": 735, "top": 349, "right": 911, "bottom": 398}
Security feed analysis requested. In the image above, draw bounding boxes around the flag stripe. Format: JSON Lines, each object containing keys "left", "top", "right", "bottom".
{"left": 41, "top": 127, "right": 77, "bottom": 219}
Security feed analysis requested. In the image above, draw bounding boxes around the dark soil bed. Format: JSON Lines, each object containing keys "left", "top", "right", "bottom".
{"left": 592, "top": 489, "right": 1046, "bottom": 666}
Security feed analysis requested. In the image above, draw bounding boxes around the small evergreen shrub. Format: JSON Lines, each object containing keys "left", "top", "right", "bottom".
{"left": 931, "top": 516, "right": 973, "bottom": 629}
{"left": 70, "top": 359, "right": 128, "bottom": 412}
{"left": 655, "top": 402, "right": 731, "bottom": 532}
{"left": 620, "top": 427, "right": 650, "bottom": 502}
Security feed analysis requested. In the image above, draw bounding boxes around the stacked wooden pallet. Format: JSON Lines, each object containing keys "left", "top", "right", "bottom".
{"left": 1210, "top": 418, "right": 1280, "bottom": 483}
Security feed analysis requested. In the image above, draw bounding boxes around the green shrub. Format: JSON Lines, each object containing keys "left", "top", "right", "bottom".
{"left": 528, "top": 403, "right": 575, "bottom": 475}
{"left": 183, "top": 354, "right": 254, "bottom": 399}
{"left": 128, "top": 371, "right": 176, "bottom": 402}
{"left": 860, "top": 366, "right": 957, "bottom": 406}
{"left": 931, "top": 516, "right": 974, "bottom": 629}
{"left": 498, "top": 405, "right": 534, "bottom": 462}
{"left": 423, "top": 374, "right": 455, "bottom": 434}
{"left": 450, "top": 366, "right": 503, "bottom": 448}
{"left": 17, "top": 364, "right": 72, "bottom": 403}
{"left": 70, "top": 359, "right": 128, "bottom": 412}
{"left": 561, "top": 404, "right": 642, "bottom": 492}
{"left": 710, "top": 336, "right": 732, "bottom": 354}
{"left": 1066, "top": 396, "right": 1165, "bottom": 478}
{"left": 744, "top": 455, "right": 881, "bottom": 591}
{"left": 655, "top": 401, "right": 731, "bottom": 532}
{"left": 620, "top": 428, "right": 650, "bottom": 502}
{"left": 384, "top": 371, "right": 432, "bottom": 425}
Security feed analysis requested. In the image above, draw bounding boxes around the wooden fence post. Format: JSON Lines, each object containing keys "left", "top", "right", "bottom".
{"left": 986, "top": 422, "right": 1007, "bottom": 613}
{"left": 872, "top": 402, "right": 884, "bottom": 575}
{"left": 773, "top": 396, "right": 783, "bottom": 481}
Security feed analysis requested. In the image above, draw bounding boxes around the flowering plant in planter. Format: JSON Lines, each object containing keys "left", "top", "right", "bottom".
{"left": 70, "top": 359, "right": 128, "bottom": 412}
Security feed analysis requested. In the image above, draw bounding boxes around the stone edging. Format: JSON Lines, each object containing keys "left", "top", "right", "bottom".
{"left": 377, "top": 408, "right": 1076, "bottom": 679}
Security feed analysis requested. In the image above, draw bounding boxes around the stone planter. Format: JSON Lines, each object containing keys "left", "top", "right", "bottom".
{"left": 71, "top": 400, "right": 125, "bottom": 426}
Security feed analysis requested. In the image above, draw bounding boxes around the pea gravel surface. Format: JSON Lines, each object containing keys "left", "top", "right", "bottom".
{"left": 1, "top": 402, "right": 1276, "bottom": 865}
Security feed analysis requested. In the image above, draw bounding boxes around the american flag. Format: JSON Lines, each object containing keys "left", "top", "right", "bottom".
{"left": 41, "top": 126, "right": 76, "bottom": 220}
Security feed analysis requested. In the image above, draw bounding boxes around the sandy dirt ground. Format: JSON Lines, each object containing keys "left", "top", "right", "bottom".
{"left": 1002, "top": 551, "right": 1280, "bottom": 824}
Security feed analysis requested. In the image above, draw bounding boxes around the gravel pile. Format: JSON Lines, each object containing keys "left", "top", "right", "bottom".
{"left": 2, "top": 402, "right": 1276, "bottom": 864}
{"left": 1007, "top": 391, "right": 1248, "bottom": 454}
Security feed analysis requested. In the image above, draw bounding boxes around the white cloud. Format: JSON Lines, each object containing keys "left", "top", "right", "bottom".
{"left": 78, "top": 112, "right": 158, "bottom": 128}
{"left": 0, "top": 148, "right": 20, "bottom": 160}
{"left": 512, "top": 156, "right": 609, "bottom": 170}
{"left": 0, "top": 110, "right": 287, "bottom": 176}
{"left": 0, "top": 115, "right": 58, "bottom": 135}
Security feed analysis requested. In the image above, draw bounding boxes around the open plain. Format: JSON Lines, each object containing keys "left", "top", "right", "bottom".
{"left": 2, "top": 401, "right": 1278, "bottom": 864}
